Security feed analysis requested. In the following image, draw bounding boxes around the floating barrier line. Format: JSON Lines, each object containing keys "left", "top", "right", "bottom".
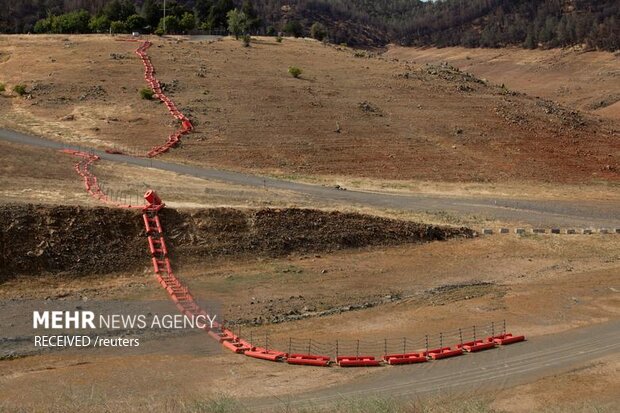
{"left": 58, "top": 39, "right": 526, "bottom": 368}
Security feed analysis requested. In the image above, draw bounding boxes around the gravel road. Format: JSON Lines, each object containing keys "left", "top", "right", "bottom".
{"left": 2, "top": 127, "right": 619, "bottom": 228}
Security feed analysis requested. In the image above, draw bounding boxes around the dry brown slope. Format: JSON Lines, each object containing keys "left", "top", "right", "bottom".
{"left": 385, "top": 45, "right": 620, "bottom": 121}
{"left": 0, "top": 35, "right": 617, "bottom": 184}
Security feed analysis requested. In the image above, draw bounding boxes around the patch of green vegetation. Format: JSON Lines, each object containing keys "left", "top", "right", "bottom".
{"left": 242, "top": 34, "right": 251, "bottom": 47}
{"left": 288, "top": 66, "right": 302, "bottom": 79}
{"left": 139, "top": 87, "right": 154, "bottom": 100}
{"left": 12, "top": 84, "right": 26, "bottom": 96}
{"left": 0, "top": 83, "right": 5, "bottom": 92}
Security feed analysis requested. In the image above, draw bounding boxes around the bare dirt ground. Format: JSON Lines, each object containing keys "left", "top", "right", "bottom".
{"left": 491, "top": 354, "right": 620, "bottom": 413}
{"left": 0, "top": 34, "right": 619, "bottom": 412}
{"left": 386, "top": 45, "right": 620, "bottom": 121}
{"left": 1, "top": 234, "right": 618, "bottom": 411}
{"left": 0, "top": 35, "right": 618, "bottom": 186}
{"left": 0, "top": 139, "right": 312, "bottom": 209}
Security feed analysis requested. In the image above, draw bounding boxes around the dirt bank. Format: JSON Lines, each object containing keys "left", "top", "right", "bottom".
{"left": 0, "top": 204, "right": 473, "bottom": 281}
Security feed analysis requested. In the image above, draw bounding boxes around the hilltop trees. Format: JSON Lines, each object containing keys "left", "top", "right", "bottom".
{"left": 310, "top": 22, "right": 328, "bottom": 41}
{"left": 34, "top": 10, "right": 91, "bottom": 34}
{"left": 207, "top": 0, "right": 235, "bottom": 30}
{"left": 9, "top": 0, "right": 620, "bottom": 51}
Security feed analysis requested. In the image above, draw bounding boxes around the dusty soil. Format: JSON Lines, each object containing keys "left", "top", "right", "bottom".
{"left": 0, "top": 235, "right": 618, "bottom": 411}
{"left": 0, "top": 35, "right": 618, "bottom": 184}
{"left": 0, "top": 139, "right": 319, "bottom": 209}
{"left": 386, "top": 45, "right": 620, "bottom": 121}
{"left": 491, "top": 355, "right": 620, "bottom": 412}
{"left": 0, "top": 203, "right": 472, "bottom": 281}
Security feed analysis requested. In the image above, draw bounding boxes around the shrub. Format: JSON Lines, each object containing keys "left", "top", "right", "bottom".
{"left": 242, "top": 34, "right": 251, "bottom": 47}
{"left": 34, "top": 10, "right": 91, "bottom": 34}
{"left": 180, "top": 12, "right": 196, "bottom": 33}
{"left": 139, "top": 87, "right": 154, "bottom": 100}
{"left": 283, "top": 20, "right": 303, "bottom": 37}
{"left": 34, "top": 17, "right": 52, "bottom": 33}
{"left": 157, "top": 15, "right": 180, "bottom": 34}
{"left": 266, "top": 26, "right": 277, "bottom": 36}
{"left": 126, "top": 14, "right": 146, "bottom": 32}
{"left": 0, "top": 83, "right": 5, "bottom": 92}
{"left": 89, "top": 15, "right": 110, "bottom": 33}
{"left": 276, "top": 35, "right": 283, "bottom": 43}
{"left": 288, "top": 66, "right": 302, "bottom": 78}
{"left": 310, "top": 22, "right": 327, "bottom": 41}
{"left": 110, "top": 20, "right": 127, "bottom": 34}
{"left": 13, "top": 84, "right": 27, "bottom": 96}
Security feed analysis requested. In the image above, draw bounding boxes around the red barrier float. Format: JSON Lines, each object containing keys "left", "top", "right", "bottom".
{"left": 383, "top": 352, "right": 428, "bottom": 365}
{"left": 222, "top": 339, "right": 253, "bottom": 354}
{"left": 487, "top": 333, "right": 526, "bottom": 345}
{"left": 337, "top": 356, "right": 381, "bottom": 367}
{"left": 245, "top": 347, "right": 288, "bottom": 362}
{"left": 424, "top": 347, "right": 464, "bottom": 360}
{"left": 208, "top": 329, "right": 236, "bottom": 343}
{"left": 286, "top": 354, "right": 331, "bottom": 367}
{"left": 457, "top": 340, "right": 497, "bottom": 353}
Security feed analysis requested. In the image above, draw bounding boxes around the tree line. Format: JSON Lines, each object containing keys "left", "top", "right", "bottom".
{"left": 1, "top": 0, "right": 618, "bottom": 51}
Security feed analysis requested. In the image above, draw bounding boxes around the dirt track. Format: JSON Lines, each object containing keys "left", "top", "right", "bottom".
{"left": 246, "top": 320, "right": 620, "bottom": 410}
{"left": 1, "top": 127, "right": 620, "bottom": 228}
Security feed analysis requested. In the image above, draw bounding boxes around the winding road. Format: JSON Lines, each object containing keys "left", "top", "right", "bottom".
{"left": 2, "top": 127, "right": 620, "bottom": 228}
{"left": 245, "top": 321, "right": 620, "bottom": 410}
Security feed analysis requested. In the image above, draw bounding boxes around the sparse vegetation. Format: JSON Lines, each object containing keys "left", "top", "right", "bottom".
{"left": 139, "top": 87, "right": 154, "bottom": 100}
{"left": 226, "top": 9, "right": 247, "bottom": 40}
{"left": 12, "top": 84, "right": 26, "bottom": 96}
{"left": 242, "top": 34, "right": 251, "bottom": 47}
{"left": 0, "top": 83, "right": 5, "bottom": 92}
{"left": 276, "top": 35, "right": 283, "bottom": 43}
{"left": 110, "top": 20, "right": 127, "bottom": 34}
{"left": 283, "top": 20, "right": 303, "bottom": 38}
{"left": 288, "top": 66, "right": 302, "bottom": 79}
{"left": 310, "top": 22, "right": 328, "bottom": 41}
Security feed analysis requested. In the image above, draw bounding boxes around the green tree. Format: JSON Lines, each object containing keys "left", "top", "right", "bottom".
{"left": 104, "top": 0, "right": 135, "bottom": 22}
{"left": 34, "top": 16, "right": 52, "bottom": 33}
{"left": 208, "top": 0, "right": 234, "bottom": 30}
{"left": 310, "top": 22, "right": 327, "bottom": 41}
{"left": 283, "top": 20, "right": 303, "bottom": 38}
{"left": 45, "top": 10, "right": 91, "bottom": 34}
{"left": 89, "top": 15, "right": 110, "bottom": 33}
{"left": 126, "top": 14, "right": 146, "bottom": 32}
{"left": 195, "top": 0, "right": 214, "bottom": 25}
{"left": 142, "top": 0, "right": 161, "bottom": 28}
{"left": 180, "top": 12, "right": 196, "bottom": 32}
{"left": 266, "top": 26, "right": 277, "bottom": 36}
{"left": 158, "top": 15, "right": 180, "bottom": 34}
{"left": 241, "top": 0, "right": 260, "bottom": 32}
{"left": 524, "top": 28, "right": 537, "bottom": 49}
{"left": 227, "top": 9, "right": 247, "bottom": 39}
{"left": 164, "top": 1, "right": 189, "bottom": 19}
{"left": 110, "top": 20, "right": 128, "bottom": 34}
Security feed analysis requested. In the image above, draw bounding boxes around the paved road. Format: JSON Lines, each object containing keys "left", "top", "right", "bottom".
{"left": 2, "top": 127, "right": 620, "bottom": 228}
{"left": 243, "top": 321, "right": 620, "bottom": 410}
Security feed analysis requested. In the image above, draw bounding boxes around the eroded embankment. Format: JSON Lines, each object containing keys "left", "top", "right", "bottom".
{"left": 0, "top": 204, "right": 474, "bottom": 281}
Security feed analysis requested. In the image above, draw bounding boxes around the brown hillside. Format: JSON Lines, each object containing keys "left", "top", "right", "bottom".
{"left": 0, "top": 35, "right": 617, "bottom": 184}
